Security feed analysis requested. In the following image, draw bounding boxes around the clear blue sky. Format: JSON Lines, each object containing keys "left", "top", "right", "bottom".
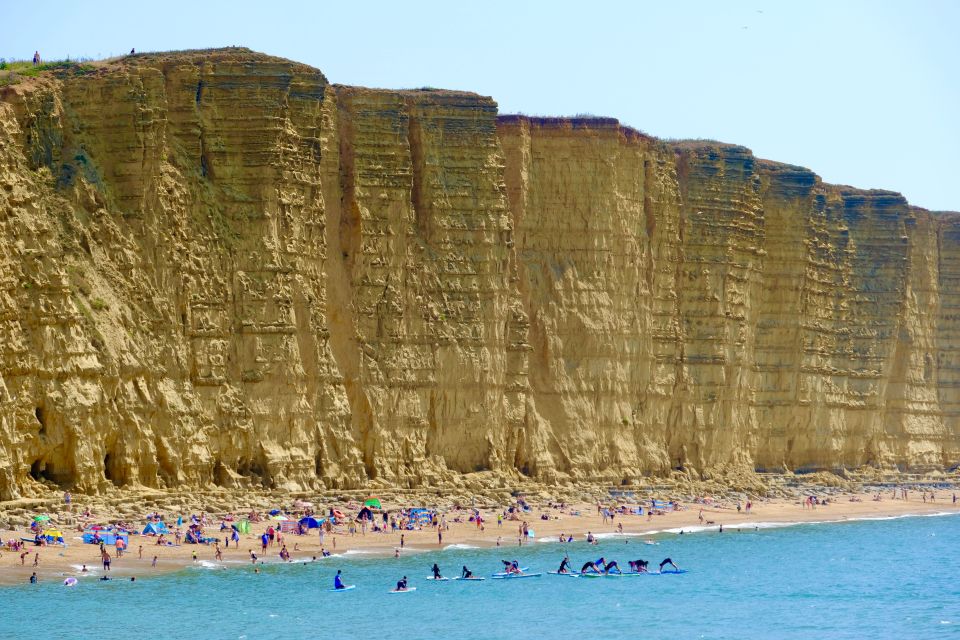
{"left": 4, "top": 0, "right": 957, "bottom": 210}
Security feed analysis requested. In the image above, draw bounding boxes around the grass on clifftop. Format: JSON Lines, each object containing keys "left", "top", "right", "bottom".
{"left": 0, "top": 58, "right": 97, "bottom": 85}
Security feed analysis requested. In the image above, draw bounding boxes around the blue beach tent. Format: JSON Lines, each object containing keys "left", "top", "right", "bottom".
{"left": 299, "top": 516, "right": 325, "bottom": 529}
{"left": 142, "top": 522, "right": 169, "bottom": 535}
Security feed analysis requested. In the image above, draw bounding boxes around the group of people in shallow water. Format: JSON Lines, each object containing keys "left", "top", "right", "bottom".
{"left": 329, "top": 555, "right": 680, "bottom": 590}
{"left": 560, "top": 555, "right": 678, "bottom": 575}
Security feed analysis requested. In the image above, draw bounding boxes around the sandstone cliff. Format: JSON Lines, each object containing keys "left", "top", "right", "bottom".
{"left": 0, "top": 49, "right": 956, "bottom": 500}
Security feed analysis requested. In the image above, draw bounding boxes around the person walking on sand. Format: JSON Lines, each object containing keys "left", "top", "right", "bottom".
{"left": 152, "top": 556, "right": 158, "bottom": 567}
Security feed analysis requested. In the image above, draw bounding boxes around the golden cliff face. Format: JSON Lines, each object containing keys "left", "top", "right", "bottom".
{"left": 0, "top": 49, "right": 956, "bottom": 499}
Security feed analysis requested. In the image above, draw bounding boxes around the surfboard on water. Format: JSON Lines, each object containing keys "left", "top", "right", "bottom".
{"left": 389, "top": 587, "right": 417, "bottom": 593}
{"left": 328, "top": 585, "right": 356, "bottom": 592}
{"left": 452, "top": 576, "right": 486, "bottom": 581}
{"left": 423, "top": 576, "right": 452, "bottom": 581}
{"left": 547, "top": 571, "right": 580, "bottom": 577}
{"left": 491, "top": 572, "right": 542, "bottom": 579}
{"left": 491, "top": 567, "right": 529, "bottom": 576}
{"left": 658, "top": 569, "right": 688, "bottom": 574}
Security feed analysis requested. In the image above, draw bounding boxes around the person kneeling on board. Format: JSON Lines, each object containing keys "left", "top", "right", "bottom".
{"left": 628, "top": 560, "right": 649, "bottom": 573}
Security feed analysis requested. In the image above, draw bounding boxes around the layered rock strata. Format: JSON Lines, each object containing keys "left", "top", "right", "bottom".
{"left": 0, "top": 49, "right": 956, "bottom": 499}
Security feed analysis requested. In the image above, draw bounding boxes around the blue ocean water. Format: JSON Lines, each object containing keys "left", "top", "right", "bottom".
{"left": 3, "top": 513, "right": 958, "bottom": 639}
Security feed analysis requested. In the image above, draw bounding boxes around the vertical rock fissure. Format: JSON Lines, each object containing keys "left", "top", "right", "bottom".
{"left": 323, "top": 90, "right": 376, "bottom": 480}
{"left": 406, "top": 111, "right": 429, "bottom": 245}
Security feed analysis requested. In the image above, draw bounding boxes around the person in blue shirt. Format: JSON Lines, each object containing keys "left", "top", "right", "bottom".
{"left": 334, "top": 569, "right": 345, "bottom": 589}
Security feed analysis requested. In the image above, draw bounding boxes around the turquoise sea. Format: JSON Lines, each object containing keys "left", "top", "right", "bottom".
{"left": 4, "top": 512, "right": 958, "bottom": 639}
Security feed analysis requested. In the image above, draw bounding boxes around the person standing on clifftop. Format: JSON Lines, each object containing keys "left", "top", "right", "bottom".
{"left": 32, "top": 51, "right": 40, "bottom": 66}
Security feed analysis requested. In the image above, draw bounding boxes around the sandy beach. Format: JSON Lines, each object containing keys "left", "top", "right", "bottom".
{"left": 3, "top": 486, "right": 957, "bottom": 586}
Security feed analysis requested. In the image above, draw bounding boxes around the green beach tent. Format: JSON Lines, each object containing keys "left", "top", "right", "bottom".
{"left": 363, "top": 497, "right": 382, "bottom": 510}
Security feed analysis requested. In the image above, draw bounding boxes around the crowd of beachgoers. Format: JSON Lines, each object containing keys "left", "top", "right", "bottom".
{"left": 3, "top": 481, "right": 957, "bottom": 585}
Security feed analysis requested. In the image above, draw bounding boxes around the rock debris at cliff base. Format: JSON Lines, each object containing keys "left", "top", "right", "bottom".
{"left": 0, "top": 48, "right": 958, "bottom": 500}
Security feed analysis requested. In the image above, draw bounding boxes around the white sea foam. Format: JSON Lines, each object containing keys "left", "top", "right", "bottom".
{"left": 443, "top": 543, "right": 479, "bottom": 550}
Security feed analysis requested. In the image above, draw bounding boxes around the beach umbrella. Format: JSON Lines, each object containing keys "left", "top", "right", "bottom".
{"left": 363, "top": 497, "right": 382, "bottom": 510}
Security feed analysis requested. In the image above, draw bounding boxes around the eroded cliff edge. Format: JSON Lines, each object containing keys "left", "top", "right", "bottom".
{"left": 0, "top": 49, "right": 956, "bottom": 500}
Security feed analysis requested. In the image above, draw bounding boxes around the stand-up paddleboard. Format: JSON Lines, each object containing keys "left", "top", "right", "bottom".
{"left": 423, "top": 576, "right": 452, "bottom": 581}
{"left": 492, "top": 572, "right": 542, "bottom": 579}
{"left": 452, "top": 576, "right": 486, "bottom": 581}
{"left": 328, "top": 585, "right": 356, "bottom": 592}
{"left": 658, "top": 569, "right": 688, "bottom": 574}
{"left": 491, "top": 567, "right": 528, "bottom": 576}
{"left": 547, "top": 571, "right": 580, "bottom": 577}
{"left": 389, "top": 587, "right": 417, "bottom": 593}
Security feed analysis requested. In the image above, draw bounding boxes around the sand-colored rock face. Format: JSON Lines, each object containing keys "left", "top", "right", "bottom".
{"left": 0, "top": 50, "right": 956, "bottom": 499}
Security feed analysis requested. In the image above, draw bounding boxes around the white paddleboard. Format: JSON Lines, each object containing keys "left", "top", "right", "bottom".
{"left": 389, "top": 587, "right": 417, "bottom": 593}
{"left": 329, "top": 585, "right": 355, "bottom": 592}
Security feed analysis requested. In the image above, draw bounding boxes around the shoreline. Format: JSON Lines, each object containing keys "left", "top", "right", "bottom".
{"left": 3, "top": 488, "right": 957, "bottom": 586}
